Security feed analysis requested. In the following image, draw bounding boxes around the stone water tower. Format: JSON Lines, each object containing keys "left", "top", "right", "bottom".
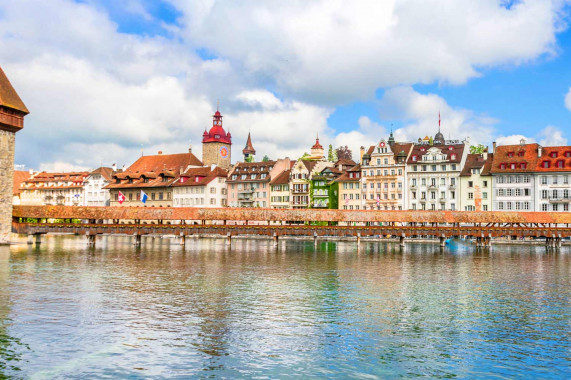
{"left": 0, "top": 67, "right": 28, "bottom": 244}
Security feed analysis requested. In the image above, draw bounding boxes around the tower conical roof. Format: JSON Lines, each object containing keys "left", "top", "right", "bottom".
{"left": 242, "top": 132, "right": 256, "bottom": 155}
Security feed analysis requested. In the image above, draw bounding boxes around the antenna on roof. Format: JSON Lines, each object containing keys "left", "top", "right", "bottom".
{"left": 217, "top": 98, "right": 220, "bottom": 111}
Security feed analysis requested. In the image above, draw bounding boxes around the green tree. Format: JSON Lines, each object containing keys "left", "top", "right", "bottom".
{"left": 245, "top": 155, "right": 254, "bottom": 163}
{"left": 299, "top": 152, "right": 311, "bottom": 160}
{"left": 262, "top": 155, "right": 270, "bottom": 162}
{"left": 327, "top": 144, "right": 336, "bottom": 162}
{"left": 470, "top": 144, "right": 487, "bottom": 154}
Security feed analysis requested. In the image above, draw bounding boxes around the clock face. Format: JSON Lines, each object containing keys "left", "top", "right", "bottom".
{"left": 219, "top": 146, "right": 228, "bottom": 158}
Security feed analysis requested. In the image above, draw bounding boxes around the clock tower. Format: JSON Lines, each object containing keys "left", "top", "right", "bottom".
{"left": 202, "top": 108, "right": 232, "bottom": 170}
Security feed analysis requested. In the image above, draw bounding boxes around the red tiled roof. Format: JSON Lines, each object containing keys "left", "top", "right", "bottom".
{"left": 335, "top": 164, "right": 362, "bottom": 182}
{"left": 125, "top": 152, "right": 202, "bottom": 174}
{"left": 534, "top": 146, "right": 571, "bottom": 172}
{"left": 0, "top": 66, "right": 29, "bottom": 114}
{"left": 227, "top": 161, "right": 276, "bottom": 183}
{"left": 13, "top": 170, "right": 30, "bottom": 195}
{"left": 490, "top": 143, "right": 539, "bottom": 174}
{"left": 89, "top": 167, "right": 114, "bottom": 181}
{"left": 481, "top": 153, "right": 493, "bottom": 176}
{"left": 270, "top": 169, "right": 291, "bottom": 185}
{"left": 172, "top": 166, "right": 228, "bottom": 187}
{"left": 407, "top": 143, "right": 465, "bottom": 164}
{"left": 460, "top": 154, "right": 489, "bottom": 176}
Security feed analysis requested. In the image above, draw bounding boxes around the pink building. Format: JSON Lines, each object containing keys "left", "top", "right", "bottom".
{"left": 227, "top": 158, "right": 291, "bottom": 208}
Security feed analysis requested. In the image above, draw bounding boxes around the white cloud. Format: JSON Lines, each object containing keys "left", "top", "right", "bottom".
{"left": 538, "top": 125, "right": 568, "bottom": 146}
{"left": 494, "top": 126, "right": 567, "bottom": 147}
{"left": 565, "top": 87, "right": 571, "bottom": 111}
{"left": 379, "top": 86, "right": 496, "bottom": 146}
{"left": 173, "top": 0, "right": 565, "bottom": 103}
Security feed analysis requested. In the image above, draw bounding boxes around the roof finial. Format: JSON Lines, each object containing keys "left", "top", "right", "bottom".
{"left": 217, "top": 99, "right": 219, "bottom": 111}
{"left": 438, "top": 110, "right": 441, "bottom": 132}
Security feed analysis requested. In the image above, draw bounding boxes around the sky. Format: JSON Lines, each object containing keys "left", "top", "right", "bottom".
{"left": 1, "top": 0, "right": 570, "bottom": 171}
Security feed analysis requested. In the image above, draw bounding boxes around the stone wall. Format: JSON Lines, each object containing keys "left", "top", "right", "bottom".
{"left": 202, "top": 142, "right": 231, "bottom": 170}
{"left": 0, "top": 130, "right": 15, "bottom": 243}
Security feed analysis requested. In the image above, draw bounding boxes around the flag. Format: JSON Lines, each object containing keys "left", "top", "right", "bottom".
{"left": 141, "top": 190, "right": 148, "bottom": 204}
{"left": 376, "top": 195, "right": 380, "bottom": 206}
{"left": 345, "top": 196, "right": 349, "bottom": 205}
{"left": 118, "top": 191, "right": 125, "bottom": 204}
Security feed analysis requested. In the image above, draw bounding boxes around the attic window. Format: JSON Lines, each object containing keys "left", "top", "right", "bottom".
{"left": 143, "top": 178, "right": 149, "bottom": 183}
{"left": 412, "top": 155, "right": 417, "bottom": 161}
{"left": 500, "top": 163, "right": 506, "bottom": 170}
{"left": 518, "top": 151, "right": 524, "bottom": 157}
{"left": 450, "top": 154, "right": 456, "bottom": 160}
{"left": 162, "top": 176, "right": 169, "bottom": 182}
{"left": 448, "top": 146, "right": 453, "bottom": 151}
{"left": 520, "top": 163, "right": 527, "bottom": 169}
{"left": 510, "top": 163, "right": 516, "bottom": 169}
{"left": 556, "top": 160, "right": 564, "bottom": 168}
{"left": 565, "top": 151, "right": 571, "bottom": 158}
{"left": 508, "top": 152, "right": 514, "bottom": 157}
{"left": 542, "top": 161, "right": 550, "bottom": 168}
{"left": 195, "top": 176, "right": 200, "bottom": 182}
{"left": 420, "top": 147, "right": 426, "bottom": 152}
{"left": 550, "top": 152, "right": 557, "bottom": 158}
{"left": 128, "top": 178, "right": 133, "bottom": 184}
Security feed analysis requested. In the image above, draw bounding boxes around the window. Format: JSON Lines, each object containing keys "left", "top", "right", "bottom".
{"left": 441, "top": 165, "right": 447, "bottom": 171}
{"left": 523, "top": 202, "right": 529, "bottom": 210}
{"left": 468, "top": 192, "right": 473, "bottom": 199}
{"left": 483, "top": 192, "right": 487, "bottom": 199}
{"left": 498, "top": 189, "right": 504, "bottom": 196}
{"left": 483, "top": 180, "right": 488, "bottom": 187}
{"left": 542, "top": 204, "right": 548, "bottom": 211}
{"left": 468, "top": 181, "right": 473, "bottom": 188}
{"left": 498, "top": 202, "right": 504, "bottom": 210}
{"left": 483, "top": 205, "right": 488, "bottom": 211}
{"left": 520, "top": 163, "right": 527, "bottom": 169}
{"left": 542, "top": 161, "right": 550, "bottom": 168}
{"left": 553, "top": 204, "right": 558, "bottom": 211}
{"left": 210, "top": 187, "right": 216, "bottom": 194}
{"left": 542, "top": 176, "right": 548, "bottom": 184}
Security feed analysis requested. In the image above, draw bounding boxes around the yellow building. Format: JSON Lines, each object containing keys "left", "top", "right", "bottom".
{"left": 459, "top": 153, "right": 493, "bottom": 211}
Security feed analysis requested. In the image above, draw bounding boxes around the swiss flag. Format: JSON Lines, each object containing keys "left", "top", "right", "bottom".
{"left": 118, "top": 191, "right": 126, "bottom": 204}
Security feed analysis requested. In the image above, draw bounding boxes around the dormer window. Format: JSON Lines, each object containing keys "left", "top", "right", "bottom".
{"left": 128, "top": 178, "right": 133, "bottom": 184}
{"left": 520, "top": 163, "right": 527, "bottom": 169}
{"left": 510, "top": 163, "right": 516, "bottom": 169}
{"left": 143, "top": 178, "right": 149, "bottom": 183}
{"left": 412, "top": 155, "right": 417, "bottom": 161}
{"left": 542, "top": 161, "right": 550, "bottom": 168}
{"left": 500, "top": 163, "right": 506, "bottom": 170}
{"left": 518, "top": 151, "right": 524, "bottom": 157}
{"left": 508, "top": 151, "right": 514, "bottom": 157}
{"left": 550, "top": 152, "right": 557, "bottom": 158}
{"left": 556, "top": 160, "right": 564, "bottom": 168}
{"left": 450, "top": 154, "right": 456, "bottom": 160}
{"left": 162, "top": 176, "right": 169, "bottom": 183}
{"left": 565, "top": 151, "right": 571, "bottom": 158}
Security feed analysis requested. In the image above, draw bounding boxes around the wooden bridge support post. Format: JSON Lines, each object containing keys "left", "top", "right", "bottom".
{"left": 179, "top": 233, "right": 186, "bottom": 246}
{"left": 273, "top": 233, "right": 278, "bottom": 246}
{"left": 226, "top": 232, "right": 231, "bottom": 245}
{"left": 313, "top": 231, "right": 318, "bottom": 245}
{"left": 27, "top": 234, "right": 34, "bottom": 245}
{"left": 399, "top": 233, "right": 406, "bottom": 247}
{"left": 357, "top": 232, "right": 361, "bottom": 245}
{"left": 29, "top": 234, "right": 42, "bottom": 245}
{"left": 556, "top": 236, "right": 562, "bottom": 249}
{"left": 133, "top": 234, "right": 141, "bottom": 246}
{"left": 440, "top": 235, "right": 446, "bottom": 247}
{"left": 87, "top": 234, "right": 96, "bottom": 246}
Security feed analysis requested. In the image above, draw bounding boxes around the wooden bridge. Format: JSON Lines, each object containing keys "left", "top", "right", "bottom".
{"left": 12, "top": 205, "right": 571, "bottom": 248}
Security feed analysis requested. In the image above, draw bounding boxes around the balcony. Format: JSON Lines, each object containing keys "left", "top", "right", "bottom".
{"left": 292, "top": 188, "right": 309, "bottom": 194}
{"left": 548, "top": 196, "right": 570, "bottom": 203}
{"left": 449, "top": 184, "right": 456, "bottom": 189}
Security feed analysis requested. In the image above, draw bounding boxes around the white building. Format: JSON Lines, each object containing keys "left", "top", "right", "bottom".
{"left": 534, "top": 145, "right": 571, "bottom": 212}
{"left": 172, "top": 166, "right": 228, "bottom": 207}
{"left": 20, "top": 171, "right": 88, "bottom": 206}
{"left": 407, "top": 135, "right": 469, "bottom": 211}
{"left": 83, "top": 167, "right": 114, "bottom": 206}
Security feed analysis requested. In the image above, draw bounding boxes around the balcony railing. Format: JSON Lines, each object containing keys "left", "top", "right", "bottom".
{"left": 548, "top": 196, "right": 570, "bottom": 203}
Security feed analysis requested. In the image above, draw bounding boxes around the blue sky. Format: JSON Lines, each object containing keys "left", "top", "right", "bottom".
{"left": 1, "top": 0, "right": 570, "bottom": 171}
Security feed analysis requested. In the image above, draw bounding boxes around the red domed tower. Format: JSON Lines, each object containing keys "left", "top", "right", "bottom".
{"left": 202, "top": 108, "right": 232, "bottom": 169}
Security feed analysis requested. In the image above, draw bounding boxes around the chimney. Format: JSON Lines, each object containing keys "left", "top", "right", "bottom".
{"left": 179, "top": 166, "right": 184, "bottom": 175}
{"left": 112, "top": 163, "right": 117, "bottom": 172}
{"left": 360, "top": 146, "right": 365, "bottom": 164}
{"left": 158, "top": 151, "right": 163, "bottom": 155}
{"left": 538, "top": 145, "right": 542, "bottom": 158}
{"left": 122, "top": 164, "right": 125, "bottom": 171}
{"left": 492, "top": 141, "right": 496, "bottom": 154}
{"left": 188, "top": 144, "right": 192, "bottom": 153}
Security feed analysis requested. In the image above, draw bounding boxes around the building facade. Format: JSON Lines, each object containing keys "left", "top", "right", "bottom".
{"left": 490, "top": 142, "right": 537, "bottom": 212}
{"left": 407, "top": 137, "right": 468, "bottom": 211}
{"left": 20, "top": 172, "right": 88, "bottom": 206}
{"left": 270, "top": 170, "right": 291, "bottom": 208}
{"left": 107, "top": 152, "right": 203, "bottom": 207}
{"left": 227, "top": 158, "right": 291, "bottom": 208}
{"left": 459, "top": 153, "right": 493, "bottom": 211}
{"left": 533, "top": 146, "right": 571, "bottom": 212}
{"left": 83, "top": 167, "right": 114, "bottom": 206}
{"left": 172, "top": 166, "right": 228, "bottom": 207}
{"left": 336, "top": 164, "right": 362, "bottom": 210}
{"left": 361, "top": 138, "right": 412, "bottom": 210}
{"left": 0, "top": 66, "right": 28, "bottom": 243}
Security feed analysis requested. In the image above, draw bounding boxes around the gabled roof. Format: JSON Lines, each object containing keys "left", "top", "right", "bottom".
{"left": 126, "top": 152, "right": 202, "bottom": 173}
{"left": 270, "top": 169, "right": 291, "bottom": 185}
{"left": 0, "top": 66, "right": 29, "bottom": 114}
{"left": 335, "top": 164, "right": 362, "bottom": 182}
{"left": 334, "top": 158, "right": 357, "bottom": 167}
{"left": 227, "top": 160, "right": 276, "bottom": 183}
{"left": 407, "top": 143, "right": 465, "bottom": 164}
{"left": 302, "top": 160, "right": 317, "bottom": 173}
{"left": 460, "top": 154, "right": 490, "bottom": 176}
{"left": 89, "top": 167, "right": 114, "bottom": 181}
{"left": 171, "top": 166, "right": 228, "bottom": 187}
{"left": 535, "top": 146, "right": 571, "bottom": 172}
{"left": 490, "top": 143, "right": 539, "bottom": 174}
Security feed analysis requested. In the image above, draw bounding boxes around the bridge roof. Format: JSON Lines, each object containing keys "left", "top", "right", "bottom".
{"left": 13, "top": 205, "right": 571, "bottom": 224}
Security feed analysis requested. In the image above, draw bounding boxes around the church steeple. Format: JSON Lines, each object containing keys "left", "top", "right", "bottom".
{"left": 243, "top": 132, "right": 256, "bottom": 161}
{"left": 388, "top": 126, "right": 395, "bottom": 145}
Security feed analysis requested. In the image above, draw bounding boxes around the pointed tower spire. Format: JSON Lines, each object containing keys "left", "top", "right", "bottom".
{"left": 434, "top": 110, "right": 444, "bottom": 143}
{"left": 242, "top": 132, "right": 256, "bottom": 161}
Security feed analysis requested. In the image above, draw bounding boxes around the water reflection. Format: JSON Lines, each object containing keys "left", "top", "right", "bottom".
{"left": 1, "top": 236, "right": 570, "bottom": 378}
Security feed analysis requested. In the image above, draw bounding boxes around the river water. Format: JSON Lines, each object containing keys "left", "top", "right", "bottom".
{"left": 1, "top": 236, "right": 570, "bottom": 379}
